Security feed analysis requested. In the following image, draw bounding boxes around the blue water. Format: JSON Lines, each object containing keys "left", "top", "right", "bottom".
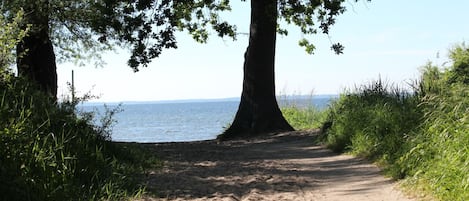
{"left": 78, "top": 96, "right": 335, "bottom": 143}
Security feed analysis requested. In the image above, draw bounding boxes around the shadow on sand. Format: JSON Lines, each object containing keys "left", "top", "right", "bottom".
{"left": 136, "top": 131, "right": 400, "bottom": 200}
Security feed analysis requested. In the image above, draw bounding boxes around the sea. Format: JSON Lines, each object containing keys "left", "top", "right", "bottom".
{"left": 77, "top": 95, "right": 336, "bottom": 143}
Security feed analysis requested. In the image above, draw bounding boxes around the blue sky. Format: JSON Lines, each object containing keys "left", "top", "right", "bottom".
{"left": 57, "top": 1, "right": 469, "bottom": 102}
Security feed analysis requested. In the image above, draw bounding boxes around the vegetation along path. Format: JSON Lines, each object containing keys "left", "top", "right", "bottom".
{"left": 137, "top": 131, "right": 413, "bottom": 201}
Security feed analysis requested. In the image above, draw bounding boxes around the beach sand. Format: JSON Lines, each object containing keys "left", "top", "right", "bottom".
{"left": 136, "top": 130, "right": 414, "bottom": 201}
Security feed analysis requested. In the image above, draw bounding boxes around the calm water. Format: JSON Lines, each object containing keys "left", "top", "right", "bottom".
{"left": 79, "top": 96, "right": 335, "bottom": 143}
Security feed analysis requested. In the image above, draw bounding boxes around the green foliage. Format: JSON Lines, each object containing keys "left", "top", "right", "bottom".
{"left": 1, "top": 0, "right": 113, "bottom": 67}
{"left": 282, "top": 106, "right": 326, "bottom": 130}
{"left": 279, "top": 0, "right": 370, "bottom": 54}
{"left": 281, "top": 97, "right": 327, "bottom": 130}
{"left": 0, "top": 9, "right": 155, "bottom": 200}
{"left": 0, "top": 75, "right": 155, "bottom": 200}
{"left": 416, "top": 62, "right": 447, "bottom": 96}
{"left": 399, "top": 46, "right": 469, "bottom": 200}
{"left": 2, "top": 0, "right": 371, "bottom": 73}
{"left": 92, "top": 0, "right": 367, "bottom": 69}
{"left": 400, "top": 85, "right": 469, "bottom": 200}
{"left": 322, "top": 42, "right": 469, "bottom": 200}
{"left": 447, "top": 43, "right": 469, "bottom": 84}
{"left": 0, "top": 9, "right": 29, "bottom": 69}
{"left": 324, "top": 79, "right": 421, "bottom": 165}
{"left": 90, "top": 0, "right": 238, "bottom": 70}
{"left": 1, "top": 0, "right": 238, "bottom": 70}
{"left": 298, "top": 38, "right": 316, "bottom": 54}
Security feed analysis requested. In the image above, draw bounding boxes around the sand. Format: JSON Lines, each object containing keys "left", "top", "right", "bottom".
{"left": 136, "top": 130, "right": 414, "bottom": 201}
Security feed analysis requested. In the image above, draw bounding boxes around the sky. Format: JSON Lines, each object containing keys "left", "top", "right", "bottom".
{"left": 56, "top": 0, "right": 469, "bottom": 102}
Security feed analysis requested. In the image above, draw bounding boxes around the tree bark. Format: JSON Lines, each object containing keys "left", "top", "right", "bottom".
{"left": 219, "top": 0, "right": 294, "bottom": 140}
{"left": 16, "top": 2, "right": 57, "bottom": 99}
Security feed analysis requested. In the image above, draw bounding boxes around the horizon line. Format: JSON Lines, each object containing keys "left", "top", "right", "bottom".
{"left": 81, "top": 94, "right": 339, "bottom": 105}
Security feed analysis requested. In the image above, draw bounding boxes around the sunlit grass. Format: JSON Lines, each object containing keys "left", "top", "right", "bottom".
{"left": 323, "top": 79, "right": 421, "bottom": 166}
{"left": 0, "top": 75, "right": 157, "bottom": 201}
{"left": 321, "top": 43, "right": 469, "bottom": 200}
{"left": 282, "top": 105, "right": 327, "bottom": 130}
{"left": 279, "top": 93, "right": 328, "bottom": 130}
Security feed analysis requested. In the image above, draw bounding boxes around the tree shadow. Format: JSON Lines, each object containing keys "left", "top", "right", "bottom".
{"left": 137, "top": 131, "right": 390, "bottom": 200}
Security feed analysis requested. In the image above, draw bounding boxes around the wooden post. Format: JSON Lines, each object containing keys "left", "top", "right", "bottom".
{"left": 71, "top": 70, "right": 75, "bottom": 102}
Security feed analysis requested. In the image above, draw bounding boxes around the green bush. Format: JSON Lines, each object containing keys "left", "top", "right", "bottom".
{"left": 400, "top": 85, "right": 469, "bottom": 200}
{"left": 400, "top": 44, "right": 469, "bottom": 200}
{"left": 0, "top": 75, "right": 151, "bottom": 200}
{"left": 322, "top": 43, "right": 469, "bottom": 200}
{"left": 323, "top": 79, "right": 421, "bottom": 170}
{"left": 0, "top": 10, "right": 156, "bottom": 200}
{"left": 447, "top": 43, "right": 469, "bottom": 84}
{"left": 0, "top": 10, "right": 155, "bottom": 200}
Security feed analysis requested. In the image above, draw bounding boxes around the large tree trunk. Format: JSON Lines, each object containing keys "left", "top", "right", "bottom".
{"left": 219, "top": 0, "right": 294, "bottom": 140}
{"left": 16, "top": 3, "right": 57, "bottom": 99}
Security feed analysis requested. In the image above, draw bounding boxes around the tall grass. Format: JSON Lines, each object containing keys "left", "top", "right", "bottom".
{"left": 280, "top": 94, "right": 328, "bottom": 130}
{"left": 1, "top": 12, "right": 155, "bottom": 200}
{"left": 322, "top": 43, "right": 469, "bottom": 200}
{"left": 400, "top": 85, "right": 469, "bottom": 200}
{"left": 323, "top": 79, "right": 421, "bottom": 171}
{"left": 0, "top": 75, "right": 154, "bottom": 200}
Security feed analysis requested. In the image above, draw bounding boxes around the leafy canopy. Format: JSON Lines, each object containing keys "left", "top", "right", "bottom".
{"left": 278, "top": 0, "right": 361, "bottom": 54}
{"left": 0, "top": 9, "right": 29, "bottom": 70}
{"left": 1, "top": 0, "right": 368, "bottom": 71}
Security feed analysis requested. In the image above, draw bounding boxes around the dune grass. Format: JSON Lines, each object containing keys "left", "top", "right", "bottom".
{"left": 0, "top": 75, "right": 157, "bottom": 201}
{"left": 323, "top": 79, "right": 422, "bottom": 175}
{"left": 321, "top": 43, "right": 469, "bottom": 200}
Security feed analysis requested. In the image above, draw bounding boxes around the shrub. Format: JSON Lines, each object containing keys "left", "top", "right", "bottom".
{"left": 0, "top": 10, "right": 154, "bottom": 200}
{"left": 0, "top": 74, "right": 151, "bottom": 200}
{"left": 399, "top": 44, "right": 469, "bottom": 199}
{"left": 322, "top": 42, "right": 469, "bottom": 200}
{"left": 400, "top": 85, "right": 469, "bottom": 200}
{"left": 324, "top": 79, "right": 421, "bottom": 161}
{"left": 447, "top": 43, "right": 469, "bottom": 85}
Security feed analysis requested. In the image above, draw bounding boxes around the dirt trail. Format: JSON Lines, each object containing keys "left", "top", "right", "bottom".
{"left": 137, "top": 130, "right": 414, "bottom": 201}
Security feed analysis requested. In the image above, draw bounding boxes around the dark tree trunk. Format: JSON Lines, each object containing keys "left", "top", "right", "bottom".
{"left": 219, "top": 0, "right": 294, "bottom": 140}
{"left": 16, "top": 3, "right": 57, "bottom": 99}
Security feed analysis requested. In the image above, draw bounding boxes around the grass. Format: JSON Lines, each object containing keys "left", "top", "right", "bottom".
{"left": 321, "top": 43, "right": 469, "bottom": 200}
{"left": 323, "top": 79, "right": 421, "bottom": 176}
{"left": 280, "top": 95, "right": 328, "bottom": 130}
{"left": 399, "top": 83, "right": 469, "bottom": 200}
{"left": 0, "top": 12, "right": 157, "bottom": 200}
{"left": 0, "top": 75, "right": 157, "bottom": 201}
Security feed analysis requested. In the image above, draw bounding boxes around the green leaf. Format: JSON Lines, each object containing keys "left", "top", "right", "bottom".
{"left": 298, "top": 38, "right": 316, "bottom": 54}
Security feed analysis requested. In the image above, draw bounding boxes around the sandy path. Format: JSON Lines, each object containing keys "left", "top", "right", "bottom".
{"left": 137, "top": 130, "right": 414, "bottom": 201}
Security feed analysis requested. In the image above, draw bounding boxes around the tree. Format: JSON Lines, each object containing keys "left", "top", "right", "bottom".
{"left": 92, "top": 0, "right": 363, "bottom": 139}
{"left": 1, "top": 0, "right": 236, "bottom": 98}
{"left": 2, "top": 0, "right": 365, "bottom": 137}
{"left": 221, "top": 0, "right": 292, "bottom": 138}
{"left": 0, "top": 10, "right": 28, "bottom": 71}
{"left": 220, "top": 0, "right": 362, "bottom": 139}
{"left": 2, "top": 1, "right": 101, "bottom": 97}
